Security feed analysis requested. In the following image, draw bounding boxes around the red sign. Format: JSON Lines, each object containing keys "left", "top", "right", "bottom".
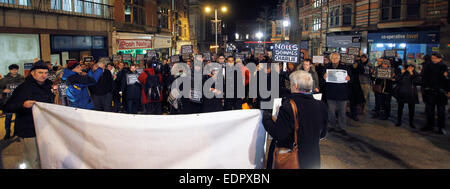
{"left": 117, "top": 39, "right": 152, "bottom": 50}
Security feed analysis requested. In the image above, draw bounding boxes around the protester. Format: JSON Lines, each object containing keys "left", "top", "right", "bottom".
{"left": 393, "top": 64, "right": 419, "bottom": 128}
{"left": 89, "top": 61, "right": 114, "bottom": 112}
{"left": 297, "top": 59, "right": 319, "bottom": 93}
{"left": 202, "top": 67, "right": 224, "bottom": 113}
{"left": 347, "top": 58, "right": 365, "bottom": 121}
{"left": 315, "top": 57, "right": 328, "bottom": 102}
{"left": 113, "top": 62, "right": 127, "bottom": 112}
{"left": 0, "top": 64, "right": 25, "bottom": 140}
{"left": 358, "top": 54, "right": 373, "bottom": 114}
{"left": 121, "top": 64, "right": 142, "bottom": 114}
{"left": 61, "top": 60, "right": 103, "bottom": 110}
{"left": 420, "top": 53, "right": 449, "bottom": 135}
{"left": 224, "top": 56, "right": 244, "bottom": 110}
{"left": 138, "top": 61, "right": 163, "bottom": 115}
{"left": 263, "top": 70, "right": 328, "bottom": 169}
{"left": 324, "top": 53, "right": 350, "bottom": 134}
{"left": 161, "top": 59, "right": 171, "bottom": 113}
{"left": 372, "top": 59, "right": 395, "bottom": 120}
{"left": 4, "top": 61, "right": 54, "bottom": 169}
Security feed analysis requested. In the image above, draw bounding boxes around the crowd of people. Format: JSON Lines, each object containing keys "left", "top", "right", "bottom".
{"left": 0, "top": 50, "right": 448, "bottom": 169}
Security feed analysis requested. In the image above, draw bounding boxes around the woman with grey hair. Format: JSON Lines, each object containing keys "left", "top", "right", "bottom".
{"left": 263, "top": 70, "right": 328, "bottom": 169}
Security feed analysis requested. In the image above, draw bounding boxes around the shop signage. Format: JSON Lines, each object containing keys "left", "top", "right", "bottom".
{"left": 368, "top": 31, "right": 439, "bottom": 44}
{"left": 117, "top": 39, "right": 152, "bottom": 50}
{"left": 273, "top": 43, "right": 299, "bottom": 63}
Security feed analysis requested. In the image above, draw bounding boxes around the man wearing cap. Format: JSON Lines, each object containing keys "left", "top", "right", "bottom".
{"left": 62, "top": 60, "right": 103, "bottom": 110}
{"left": 4, "top": 60, "right": 55, "bottom": 168}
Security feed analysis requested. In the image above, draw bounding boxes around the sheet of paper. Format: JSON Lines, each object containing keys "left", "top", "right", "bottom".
{"left": 326, "top": 69, "right": 348, "bottom": 83}
{"left": 272, "top": 98, "right": 283, "bottom": 118}
{"left": 313, "top": 93, "right": 322, "bottom": 101}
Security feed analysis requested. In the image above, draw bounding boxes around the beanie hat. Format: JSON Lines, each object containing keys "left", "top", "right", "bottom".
{"left": 30, "top": 60, "right": 50, "bottom": 71}
{"left": 67, "top": 60, "right": 80, "bottom": 70}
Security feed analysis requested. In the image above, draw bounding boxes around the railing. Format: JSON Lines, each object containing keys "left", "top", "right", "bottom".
{"left": 0, "top": 0, "right": 114, "bottom": 20}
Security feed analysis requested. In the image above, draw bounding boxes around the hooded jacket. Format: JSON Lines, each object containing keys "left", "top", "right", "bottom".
{"left": 61, "top": 68, "right": 103, "bottom": 109}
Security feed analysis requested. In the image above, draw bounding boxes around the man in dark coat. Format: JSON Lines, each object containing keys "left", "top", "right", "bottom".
{"left": 263, "top": 70, "right": 328, "bottom": 169}
{"left": 89, "top": 61, "right": 114, "bottom": 112}
{"left": 420, "top": 53, "right": 449, "bottom": 135}
{"left": 121, "top": 64, "right": 142, "bottom": 114}
{"left": 347, "top": 59, "right": 365, "bottom": 121}
{"left": 4, "top": 61, "right": 55, "bottom": 169}
{"left": 393, "top": 64, "right": 419, "bottom": 128}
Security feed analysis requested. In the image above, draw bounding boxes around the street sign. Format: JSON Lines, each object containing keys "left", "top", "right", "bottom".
{"left": 273, "top": 43, "right": 299, "bottom": 63}
{"left": 181, "top": 45, "right": 194, "bottom": 55}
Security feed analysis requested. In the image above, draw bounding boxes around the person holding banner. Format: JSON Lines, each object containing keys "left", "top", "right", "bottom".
{"left": 4, "top": 61, "right": 55, "bottom": 169}
{"left": 323, "top": 53, "right": 350, "bottom": 134}
{"left": 263, "top": 70, "right": 328, "bottom": 169}
{"left": 0, "top": 64, "right": 25, "bottom": 140}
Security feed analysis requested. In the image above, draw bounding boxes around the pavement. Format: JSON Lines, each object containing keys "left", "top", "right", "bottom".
{"left": 0, "top": 96, "right": 449, "bottom": 169}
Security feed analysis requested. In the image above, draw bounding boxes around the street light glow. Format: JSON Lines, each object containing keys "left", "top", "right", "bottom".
{"left": 205, "top": 7, "right": 211, "bottom": 13}
{"left": 221, "top": 6, "right": 227, "bottom": 13}
{"left": 235, "top": 33, "right": 239, "bottom": 40}
{"left": 283, "top": 20, "right": 290, "bottom": 27}
{"left": 256, "top": 32, "right": 263, "bottom": 39}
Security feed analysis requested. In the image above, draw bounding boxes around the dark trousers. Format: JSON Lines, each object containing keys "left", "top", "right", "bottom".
{"left": 397, "top": 102, "right": 415, "bottom": 124}
{"left": 375, "top": 93, "right": 391, "bottom": 117}
{"left": 349, "top": 101, "right": 358, "bottom": 118}
{"left": 426, "top": 103, "right": 446, "bottom": 129}
{"left": 145, "top": 102, "right": 162, "bottom": 115}
{"left": 4, "top": 113, "right": 14, "bottom": 137}
{"left": 92, "top": 93, "right": 113, "bottom": 112}
{"left": 126, "top": 100, "right": 139, "bottom": 114}
{"left": 224, "top": 98, "right": 243, "bottom": 110}
{"left": 113, "top": 95, "right": 122, "bottom": 112}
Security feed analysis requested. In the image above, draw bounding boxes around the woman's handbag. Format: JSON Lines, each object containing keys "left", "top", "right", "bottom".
{"left": 272, "top": 99, "right": 300, "bottom": 169}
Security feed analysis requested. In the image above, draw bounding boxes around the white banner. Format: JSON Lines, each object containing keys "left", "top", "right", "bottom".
{"left": 32, "top": 103, "right": 266, "bottom": 169}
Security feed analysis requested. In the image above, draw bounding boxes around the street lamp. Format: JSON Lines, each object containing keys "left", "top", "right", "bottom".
{"left": 283, "top": 20, "right": 290, "bottom": 27}
{"left": 256, "top": 32, "right": 263, "bottom": 40}
{"left": 205, "top": 6, "right": 228, "bottom": 54}
{"left": 235, "top": 33, "right": 239, "bottom": 40}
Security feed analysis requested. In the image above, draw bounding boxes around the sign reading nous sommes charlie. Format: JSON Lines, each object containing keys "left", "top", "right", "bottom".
{"left": 274, "top": 43, "right": 299, "bottom": 63}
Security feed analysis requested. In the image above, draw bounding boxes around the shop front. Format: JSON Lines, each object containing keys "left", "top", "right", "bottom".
{"left": 113, "top": 32, "right": 153, "bottom": 64}
{"left": 0, "top": 33, "right": 40, "bottom": 75}
{"left": 153, "top": 34, "right": 172, "bottom": 60}
{"left": 51, "top": 35, "right": 108, "bottom": 66}
{"left": 367, "top": 30, "right": 440, "bottom": 67}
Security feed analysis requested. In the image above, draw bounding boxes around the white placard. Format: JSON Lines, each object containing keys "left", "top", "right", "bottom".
{"left": 272, "top": 98, "right": 283, "bottom": 118}
{"left": 313, "top": 56, "right": 324, "bottom": 64}
{"left": 313, "top": 93, "right": 322, "bottom": 101}
{"left": 326, "top": 69, "right": 348, "bottom": 83}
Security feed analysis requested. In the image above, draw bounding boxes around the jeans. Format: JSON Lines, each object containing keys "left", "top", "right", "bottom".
{"left": 4, "top": 113, "right": 13, "bottom": 137}
{"left": 328, "top": 100, "right": 347, "bottom": 129}
{"left": 426, "top": 103, "right": 446, "bottom": 129}
{"left": 92, "top": 93, "right": 113, "bottom": 112}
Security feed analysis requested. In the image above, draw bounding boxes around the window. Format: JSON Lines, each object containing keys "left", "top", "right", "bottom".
{"left": 276, "top": 24, "right": 282, "bottom": 35}
{"left": 50, "top": 0, "right": 111, "bottom": 18}
{"left": 124, "top": 0, "right": 145, "bottom": 25}
{"left": 158, "top": 7, "right": 169, "bottom": 29}
{"left": 343, "top": 5, "right": 352, "bottom": 26}
{"left": 313, "top": 16, "right": 321, "bottom": 31}
{"left": 51, "top": 0, "right": 61, "bottom": 10}
{"left": 62, "top": 0, "right": 72, "bottom": 11}
{"left": 313, "top": 0, "right": 321, "bottom": 8}
{"left": 304, "top": 18, "right": 309, "bottom": 31}
{"left": 329, "top": 7, "right": 339, "bottom": 27}
{"left": 18, "top": 0, "right": 31, "bottom": 6}
{"left": 382, "top": 0, "right": 402, "bottom": 21}
{"left": 407, "top": 0, "right": 420, "bottom": 18}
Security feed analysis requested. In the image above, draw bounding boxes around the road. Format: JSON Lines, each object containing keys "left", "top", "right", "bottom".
{"left": 0, "top": 97, "right": 449, "bottom": 169}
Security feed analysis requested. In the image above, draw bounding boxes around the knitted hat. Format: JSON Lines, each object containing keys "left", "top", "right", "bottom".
{"left": 30, "top": 60, "right": 50, "bottom": 71}
{"left": 67, "top": 60, "right": 80, "bottom": 70}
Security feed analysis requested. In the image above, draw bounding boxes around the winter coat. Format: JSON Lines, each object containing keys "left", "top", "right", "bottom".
{"left": 393, "top": 71, "right": 419, "bottom": 104}
{"left": 121, "top": 71, "right": 142, "bottom": 101}
{"left": 4, "top": 76, "right": 54, "bottom": 138}
{"left": 421, "top": 61, "right": 449, "bottom": 105}
{"left": 325, "top": 63, "right": 350, "bottom": 101}
{"left": 138, "top": 68, "right": 163, "bottom": 104}
{"left": 89, "top": 68, "right": 114, "bottom": 96}
{"left": 61, "top": 68, "right": 103, "bottom": 110}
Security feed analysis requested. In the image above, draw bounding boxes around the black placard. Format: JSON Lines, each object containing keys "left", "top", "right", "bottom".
{"left": 203, "top": 52, "right": 211, "bottom": 61}
{"left": 147, "top": 50, "right": 157, "bottom": 58}
{"left": 136, "top": 54, "right": 144, "bottom": 61}
{"left": 376, "top": 67, "right": 393, "bottom": 79}
{"left": 384, "top": 50, "right": 397, "bottom": 58}
{"left": 181, "top": 45, "right": 194, "bottom": 55}
{"left": 171, "top": 55, "right": 180, "bottom": 63}
{"left": 113, "top": 55, "right": 122, "bottom": 61}
{"left": 341, "top": 54, "right": 355, "bottom": 64}
{"left": 122, "top": 54, "right": 132, "bottom": 61}
{"left": 348, "top": 47, "right": 360, "bottom": 56}
{"left": 273, "top": 43, "right": 299, "bottom": 63}
{"left": 83, "top": 56, "right": 94, "bottom": 62}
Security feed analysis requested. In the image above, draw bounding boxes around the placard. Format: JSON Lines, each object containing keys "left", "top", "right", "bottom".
{"left": 136, "top": 54, "right": 144, "bottom": 61}
{"left": 190, "top": 89, "right": 202, "bottom": 103}
{"left": 203, "top": 52, "right": 211, "bottom": 61}
{"left": 83, "top": 56, "right": 94, "bottom": 63}
{"left": 273, "top": 43, "right": 299, "bottom": 63}
{"left": 147, "top": 50, "right": 157, "bottom": 58}
{"left": 347, "top": 47, "right": 360, "bottom": 56}
{"left": 255, "top": 47, "right": 264, "bottom": 54}
{"left": 58, "top": 83, "right": 67, "bottom": 97}
{"left": 126, "top": 73, "right": 139, "bottom": 85}
{"left": 181, "top": 45, "right": 194, "bottom": 55}
{"left": 182, "top": 54, "right": 191, "bottom": 61}
{"left": 235, "top": 54, "right": 245, "bottom": 60}
{"left": 136, "top": 68, "right": 144, "bottom": 75}
{"left": 6, "top": 83, "right": 19, "bottom": 98}
{"left": 122, "top": 54, "right": 132, "bottom": 61}
{"left": 313, "top": 56, "right": 324, "bottom": 64}
{"left": 113, "top": 55, "right": 122, "bottom": 62}
{"left": 224, "top": 52, "right": 233, "bottom": 58}
{"left": 99, "top": 57, "right": 111, "bottom": 64}
{"left": 341, "top": 54, "right": 355, "bottom": 64}
{"left": 171, "top": 55, "right": 180, "bottom": 63}
{"left": 272, "top": 98, "right": 282, "bottom": 119}
{"left": 376, "top": 67, "right": 393, "bottom": 79}
{"left": 384, "top": 50, "right": 397, "bottom": 58}
{"left": 326, "top": 69, "right": 348, "bottom": 83}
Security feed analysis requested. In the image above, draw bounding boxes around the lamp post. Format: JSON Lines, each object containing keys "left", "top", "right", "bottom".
{"left": 205, "top": 6, "right": 227, "bottom": 54}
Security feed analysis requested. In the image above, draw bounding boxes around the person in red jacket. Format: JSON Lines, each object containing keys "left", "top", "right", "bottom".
{"left": 138, "top": 61, "right": 163, "bottom": 115}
